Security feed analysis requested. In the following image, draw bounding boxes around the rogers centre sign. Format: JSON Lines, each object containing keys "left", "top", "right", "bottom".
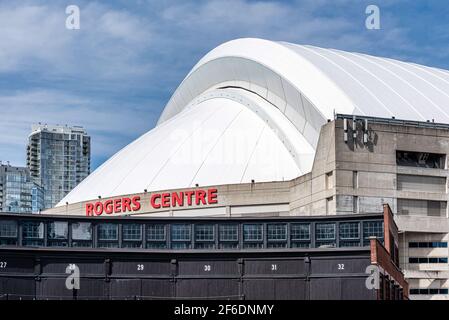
{"left": 85, "top": 188, "right": 218, "bottom": 216}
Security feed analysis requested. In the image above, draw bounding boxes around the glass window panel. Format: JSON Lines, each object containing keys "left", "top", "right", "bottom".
{"left": 47, "top": 241, "right": 68, "bottom": 247}
{"left": 316, "top": 223, "right": 336, "bottom": 240}
{"left": 267, "top": 242, "right": 287, "bottom": 248}
{"left": 339, "top": 222, "right": 360, "bottom": 240}
{"left": 363, "top": 221, "right": 384, "bottom": 240}
{"left": 122, "top": 242, "right": 142, "bottom": 249}
{"left": 219, "top": 242, "right": 239, "bottom": 249}
{"left": 0, "top": 220, "right": 17, "bottom": 238}
{"left": 122, "top": 224, "right": 142, "bottom": 241}
{"left": 171, "top": 224, "right": 191, "bottom": 242}
{"left": 339, "top": 240, "right": 361, "bottom": 247}
{"left": 290, "top": 224, "right": 310, "bottom": 241}
{"left": 98, "top": 242, "right": 119, "bottom": 248}
{"left": 267, "top": 224, "right": 287, "bottom": 241}
{"left": 243, "top": 242, "right": 264, "bottom": 249}
{"left": 146, "top": 242, "right": 167, "bottom": 249}
{"left": 47, "top": 221, "right": 68, "bottom": 240}
{"left": 72, "top": 241, "right": 92, "bottom": 248}
{"left": 97, "top": 224, "right": 118, "bottom": 241}
{"left": 0, "top": 239, "right": 17, "bottom": 246}
{"left": 171, "top": 242, "right": 191, "bottom": 250}
{"left": 71, "top": 222, "right": 92, "bottom": 240}
{"left": 243, "top": 224, "right": 263, "bottom": 242}
{"left": 147, "top": 224, "right": 166, "bottom": 241}
{"left": 291, "top": 242, "right": 310, "bottom": 248}
{"left": 195, "top": 224, "right": 214, "bottom": 241}
{"left": 219, "top": 224, "right": 238, "bottom": 242}
{"left": 194, "top": 242, "right": 215, "bottom": 249}
{"left": 22, "top": 221, "right": 44, "bottom": 239}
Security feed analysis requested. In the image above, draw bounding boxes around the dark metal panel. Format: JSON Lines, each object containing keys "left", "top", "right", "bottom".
{"left": 309, "top": 278, "right": 342, "bottom": 300}
{"left": 309, "top": 277, "right": 376, "bottom": 300}
{"left": 75, "top": 278, "right": 106, "bottom": 300}
{"left": 141, "top": 279, "right": 174, "bottom": 300}
{"left": 274, "top": 279, "right": 307, "bottom": 300}
{"left": 177, "top": 260, "right": 239, "bottom": 276}
{"left": 40, "top": 258, "right": 105, "bottom": 276}
{"left": 243, "top": 258, "right": 306, "bottom": 276}
{"left": 341, "top": 277, "right": 376, "bottom": 300}
{"left": 109, "top": 279, "right": 141, "bottom": 300}
{"left": 176, "top": 279, "right": 240, "bottom": 300}
{"left": 37, "top": 278, "right": 73, "bottom": 300}
{"left": 0, "top": 256, "right": 35, "bottom": 274}
{"left": 111, "top": 260, "right": 171, "bottom": 276}
{"left": 243, "top": 279, "right": 307, "bottom": 300}
{"left": 309, "top": 257, "right": 370, "bottom": 275}
{"left": 243, "top": 279, "right": 275, "bottom": 300}
{"left": 0, "top": 276, "right": 35, "bottom": 300}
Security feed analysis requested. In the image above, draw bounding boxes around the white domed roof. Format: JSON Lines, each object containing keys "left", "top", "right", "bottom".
{"left": 58, "top": 38, "right": 449, "bottom": 206}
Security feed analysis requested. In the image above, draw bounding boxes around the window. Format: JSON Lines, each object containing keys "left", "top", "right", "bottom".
{"left": 409, "top": 257, "right": 448, "bottom": 264}
{"left": 410, "top": 288, "right": 449, "bottom": 295}
{"left": 22, "top": 221, "right": 44, "bottom": 246}
{"left": 291, "top": 224, "right": 310, "bottom": 240}
{"left": 195, "top": 224, "right": 214, "bottom": 241}
{"left": 146, "top": 242, "right": 167, "bottom": 249}
{"left": 316, "top": 223, "right": 335, "bottom": 240}
{"left": 171, "top": 242, "right": 190, "bottom": 250}
{"left": 243, "top": 224, "right": 263, "bottom": 242}
{"left": 147, "top": 224, "right": 166, "bottom": 241}
{"left": 122, "top": 224, "right": 142, "bottom": 248}
{"left": 219, "top": 242, "right": 239, "bottom": 249}
{"left": 0, "top": 220, "right": 17, "bottom": 238}
{"left": 97, "top": 224, "right": 118, "bottom": 241}
{"left": 396, "top": 150, "right": 445, "bottom": 169}
{"left": 171, "top": 224, "right": 191, "bottom": 241}
{"left": 291, "top": 242, "right": 310, "bottom": 248}
{"left": 71, "top": 222, "right": 92, "bottom": 240}
{"left": 267, "top": 242, "right": 287, "bottom": 249}
{"left": 267, "top": 224, "right": 287, "bottom": 241}
{"left": 48, "top": 222, "right": 68, "bottom": 240}
{"left": 194, "top": 242, "right": 215, "bottom": 249}
{"left": 363, "top": 221, "right": 384, "bottom": 245}
{"left": 219, "top": 224, "right": 238, "bottom": 242}
{"left": 339, "top": 222, "right": 360, "bottom": 247}
{"left": 243, "top": 242, "right": 264, "bottom": 249}
{"left": 47, "top": 221, "right": 68, "bottom": 247}
{"left": 122, "top": 224, "right": 142, "bottom": 241}
{"left": 316, "top": 223, "right": 336, "bottom": 248}
{"left": 409, "top": 242, "right": 448, "bottom": 248}
{"left": 171, "top": 224, "right": 191, "bottom": 249}
{"left": 339, "top": 222, "right": 360, "bottom": 240}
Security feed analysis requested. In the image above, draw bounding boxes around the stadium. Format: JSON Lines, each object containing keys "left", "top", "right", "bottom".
{"left": 3, "top": 38, "right": 449, "bottom": 299}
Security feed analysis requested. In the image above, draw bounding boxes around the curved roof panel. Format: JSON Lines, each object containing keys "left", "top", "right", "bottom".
{"left": 58, "top": 38, "right": 449, "bottom": 206}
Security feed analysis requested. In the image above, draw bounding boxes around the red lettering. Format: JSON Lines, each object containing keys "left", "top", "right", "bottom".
{"left": 185, "top": 190, "right": 194, "bottom": 206}
{"left": 122, "top": 198, "right": 132, "bottom": 212}
{"left": 208, "top": 188, "right": 218, "bottom": 204}
{"left": 195, "top": 190, "right": 207, "bottom": 205}
{"left": 94, "top": 202, "right": 103, "bottom": 216}
{"left": 151, "top": 194, "right": 161, "bottom": 209}
{"left": 172, "top": 192, "right": 184, "bottom": 207}
{"left": 131, "top": 196, "right": 141, "bottom": 211}
{"left": 104, "top": 200, "right": 114, "bottom": 214}
{"left": 161, "top": 193, "right": 170, "bottom": 208}
{"left": 86, "top": 203, "right": 94, "bottom": 216}
{"left": 113, "top": 199, "right": 122, "bottom": 213}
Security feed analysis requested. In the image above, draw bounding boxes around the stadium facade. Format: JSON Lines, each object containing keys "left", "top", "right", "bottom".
{"left": 3, "top": 38, "right": 449, "bottom": 299}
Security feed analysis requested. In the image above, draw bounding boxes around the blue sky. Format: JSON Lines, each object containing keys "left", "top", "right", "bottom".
{"left": 1, "top": 0, "right": 449, "bottom": 169}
